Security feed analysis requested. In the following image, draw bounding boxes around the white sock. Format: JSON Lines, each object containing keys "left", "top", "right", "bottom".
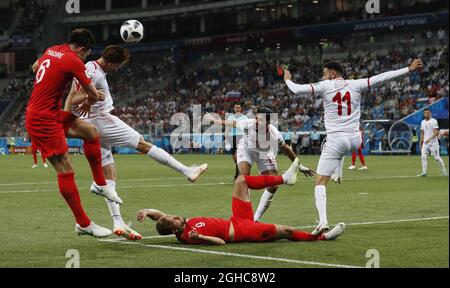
{"left": 254, "top": 189, "right": 274, "bottom": 222}
{"left": 147, "top": 146, "right": 188, "bottom": 175}
{"left": 105, "top": 179, "right": 124, "bottom": 227}
{"left": 314, "top": 185, "right": 328, "bottom": 224}
{"left": 421, "top": 154, "right": 428, "bottom": 174}
{"left": 435, "top": 157, "right": 447, "bottom": 174}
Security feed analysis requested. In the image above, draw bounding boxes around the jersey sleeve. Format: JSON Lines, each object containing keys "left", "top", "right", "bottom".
{"left": 433, "top": 119, "right": 439, "bottom": 130}
{"left": 270, "top": 125, "right": 286, "bottom": 146}
{"left": 420, "top": 121, "right": 425, "bottom": 131}
{"left": 236, "top": 119, "right": 253, "bottom": 131}
{"left": 285, "top": 80, "right": 327, "bottom": 96}
{"left": 68, "top": 57, "right": 92, "bottom": 87}
{"left": 354, "top": 68, "right": 410, "bottom": 92}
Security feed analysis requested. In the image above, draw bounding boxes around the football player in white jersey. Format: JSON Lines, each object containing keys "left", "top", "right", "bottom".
{"left": 226, "top": 103, "right": 248, "bottom": 180}
{"left": 284, "top": 58, "right": 424, "bottom": 235}
{"left": 65, "top": 45, "right": 207, "bottom": 240}
{"left": 206, "top": 107, "right": 314, "bottom": 222}
{"left": 417, "top": 108, "right": 448, "bottom": 177}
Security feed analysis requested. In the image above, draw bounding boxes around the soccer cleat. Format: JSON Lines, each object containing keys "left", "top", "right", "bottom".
{"left": 43, "top": 163, "right": 49, "bottom": 168}
{"left": 416, "top": 173, "right": 427, "bottom": 177}
{"left": 358, "top": 166, "right": 368, "bottom": 170}
{"left": 331, "top": 174, "right": 342, "bottom": 184}
{"left": 347, "top": 165, "right": 356, "bottom": 170}
{"left": 113, "top": 224, "right": 142, "bottom": 241}
{"left": 90, "top": 182, "right": 123, "bottom": 205}
{"left": 322, "top": 223, "right": 346, "bottom": 240}
{"left": 32, "top": 164, "right": 38, "bottom": 168}
{"left": 282, "top": 158, "right": 299, "bottom": 186}
{"left": 312, "top": 222, "right": 329, "bottom": 236}
{"left": 186, "top": 163, "right": 208, "bottom": 183}
{"left": 76, "top": 221, "right": 112, "bottom": 238}
{"left": 442, "top": 171, "right": 448, "bottom": 176}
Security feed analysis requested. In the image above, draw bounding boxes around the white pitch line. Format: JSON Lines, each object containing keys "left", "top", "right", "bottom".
{"left": 99, "top": 239, "right": 362, "bottom": 268}
{"left": 0, "top": 174, "right": 447, "bottom": 188}
{"left": 0, "top": 182, "right": 233, "bottom": 194}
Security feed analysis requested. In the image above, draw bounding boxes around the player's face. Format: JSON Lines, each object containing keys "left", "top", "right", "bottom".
{"left": 163, "top": 215, "right": 185, "bottom": 232}
{"left": 234, "top": 105, "right": 242, "bottom": 114}
{"left": 424, "top": 110, "right": 431, "bottom": 120}
{"left": 106, "top": 62, "right": 123, "bottom": 73}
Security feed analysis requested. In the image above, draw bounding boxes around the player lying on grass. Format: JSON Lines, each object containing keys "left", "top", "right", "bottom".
{"left": 64, "top": 45, "right": 208, "bottom": 240}
{"left": 205, "top": 107, "right": 315, "bottom": 222}
{"left": 137, "top": 159, "right": 345, "bottom": 245}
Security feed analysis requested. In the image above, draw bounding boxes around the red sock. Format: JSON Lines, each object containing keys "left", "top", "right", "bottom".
{"left": 351, "top": 151, "right": 356, "bottom": 165}
{"left": 358, "top": 148, "right": 366, "bottom": 166}
{"left": 57, "top": 172, "right": 91, "bottom": 228}
{"left": 41, "top": 155, "right": 46, "bottom": 164}
{"left": 290, "top": 230, "right": 319, "bottom": 241}
{"left": 83, "top": 137, "right": 107, "bottom": 186}
{"left": 32, "top": 152, "right": 37, "bottom": 165}
{"left": 244, "top": 175, "right": 284, "bottom": 190}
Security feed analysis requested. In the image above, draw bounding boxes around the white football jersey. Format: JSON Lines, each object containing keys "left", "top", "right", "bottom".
{"left": 421, "top": 118, "right": 439, "bottom": 146}
{"left": 286, "top": 67, "right": 410, "bottom": 134}
{"left": 79, "top": 61, "right": 114, "bottom": 118}
{"left": 236, "top": 119, "right": 285, "bottom": 155}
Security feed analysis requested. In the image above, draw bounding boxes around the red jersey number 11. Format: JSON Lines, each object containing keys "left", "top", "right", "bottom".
{"left": 332, "top": 91, "right": 352, "bottom": 116}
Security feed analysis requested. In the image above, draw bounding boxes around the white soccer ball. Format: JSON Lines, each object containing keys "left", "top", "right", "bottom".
{"left": 120, "top": 20, "right": 144, "bottom": 43}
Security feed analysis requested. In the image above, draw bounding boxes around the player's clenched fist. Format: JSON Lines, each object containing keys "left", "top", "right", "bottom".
{"left": 408, "top": 58, "right": 424, "bottom": 72}
{"left": 284, "top": 69, "right": 292, "bottom": 81}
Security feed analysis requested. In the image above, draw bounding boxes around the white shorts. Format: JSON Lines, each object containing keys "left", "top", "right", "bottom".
{"left": 317, "top": 132, "right": 362, "bottom": 176}
{"left": 421, "top": 143, "right": 440, "bottom": 158}
{"left": 236, "top": 145, "right": 277, "bottom": 173}
{"left": 85, "top": 113, "right": 141, "bottom": 167}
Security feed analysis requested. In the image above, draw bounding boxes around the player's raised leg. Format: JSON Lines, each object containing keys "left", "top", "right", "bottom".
{"left": 66, "top": 118, "right": 122, "bottom": 204}
{"left": 137, "top": 137, "right": 207, "bottom": 182}
{"left": 47, "top": 152, "right": 111, "bottom": 238}
{"left": 254, "top": 169, "right": 279, "bottom": 222}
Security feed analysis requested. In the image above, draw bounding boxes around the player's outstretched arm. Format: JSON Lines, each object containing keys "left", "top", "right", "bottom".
{"left": 284, "top": 70, "right": 315, "bottom": 95}
{"left": 359, "top": 58, "right": 423, "bottom": 90}
{"left": 137, "top": 209, "right": 166, "bottom": 222}
{"left": 205, "top": 113, "right": 237, "bottom": 127}
{"left": 189, "top": 230, "right": 226, "bottom": 245}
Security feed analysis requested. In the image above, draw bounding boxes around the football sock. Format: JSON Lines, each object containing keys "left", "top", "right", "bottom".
{"left": 290, "top": 230, "right": 319, "bottom": 241}
{"left": 421, "top": 154, "right": 428, "bottom": 174}
{"left": 254, "top": 189, "right": 275, "bottom": 222}
{"left": 83, "top": 137, "right": 107, "bottom": 186}
{"left": 147, "top": 146, "right": 188, "bottom": 175}
{"left": 41, "top": 154, "right": 47, "bottom": 164}
{"left": 244, "top": 175, "right": 284, "bottom": 189}
{"left": 57, "top": 172, "right": 91, "bottom": 228}
{"left": 358, "top": 148, "right": 366, "bottom": 166}
{"left": 351, "top": 151, "right": 356, "bottom": 165}
{"left": 104, "top": 180, "right": 124, "bottom": 227}
{"left": 314, "top": 185, "right": 328, "bottom": 224}
{"left": 32, "top": 153, "right": 38, "bottom": 165}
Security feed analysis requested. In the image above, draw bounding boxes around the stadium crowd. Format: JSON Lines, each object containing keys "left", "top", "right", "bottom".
{"left": 1, "top": 45, "right": 448, "bottom": 140}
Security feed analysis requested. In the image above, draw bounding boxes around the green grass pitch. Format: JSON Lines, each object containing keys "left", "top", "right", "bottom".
{"left": 0, "top": 154, "right": 448, "bottom": 268}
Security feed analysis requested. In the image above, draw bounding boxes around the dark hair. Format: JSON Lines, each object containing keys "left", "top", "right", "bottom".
{"left": 102, "top": 45, "right": 130, "bottom": 64}
{"left": 156, "top": 217, "right": 173, "bottom": 235}
{"left": 257, "top": 106, "right": 273, "bottom": 123}
{"left": 324, "top": 61, "right": 344, "bottom": 75}
{"left": 423, "top": 108, "right": 431, "bottom": 112}
{"left": 69, "top": 28, "right": 95, "bottom": 50}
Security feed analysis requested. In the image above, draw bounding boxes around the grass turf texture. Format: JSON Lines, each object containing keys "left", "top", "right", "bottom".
{"left": 0, "top": 154, "right": 448, "bottom": 268}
